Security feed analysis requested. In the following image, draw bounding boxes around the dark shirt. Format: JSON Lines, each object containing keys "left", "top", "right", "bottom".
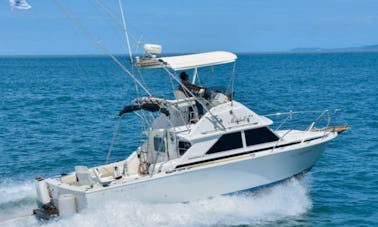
{"left": 178, "top": 80, "right": 202, "bottom": 96}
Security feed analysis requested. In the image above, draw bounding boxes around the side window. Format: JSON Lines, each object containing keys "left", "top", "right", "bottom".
{"left": 207, "top": 131, "right": 243, "bottom": 154}
{"left": 244, "top": 127, "right": 279, "bottom": 146}
{"left": 178, "top": 141, "right": 191, "bottom": 156}
{"left": 154, "top": 136, "right": 165, "bottom": 152}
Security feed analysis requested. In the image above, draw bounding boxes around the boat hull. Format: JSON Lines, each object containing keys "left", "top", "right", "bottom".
{"left": 84, "top": 140, "right": 328, "bottom": 208}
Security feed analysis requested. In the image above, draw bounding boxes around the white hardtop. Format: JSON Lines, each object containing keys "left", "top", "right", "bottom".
{"left": 160, "top": 51, "right": 237, "bottom": 70}
{"left": 138, "top": 51, "right": 237, "bottom": 70}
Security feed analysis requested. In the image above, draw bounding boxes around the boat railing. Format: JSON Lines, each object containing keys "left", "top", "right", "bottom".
{"left": 265, "top": 109, "right": 338, "bottom": 149}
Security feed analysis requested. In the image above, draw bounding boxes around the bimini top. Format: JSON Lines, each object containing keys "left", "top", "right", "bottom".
{"left": 137, "top": 51, "right": 237, "bottom": 71}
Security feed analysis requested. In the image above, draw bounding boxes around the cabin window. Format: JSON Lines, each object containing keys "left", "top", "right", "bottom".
{"left": 206, "top": 131, "right": 243, "bottom": 154}
{"left": 178, "top": 141, "right": 191, "bottom": 156}
{"left": 244, "top": 127, "right": 279, "bottom": 146}
{"left": 154, "top": 136, "right": 166, "bottom": 152}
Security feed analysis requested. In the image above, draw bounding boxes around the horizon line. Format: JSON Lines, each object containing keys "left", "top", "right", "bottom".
{"left": 1, "top": 49, "right": 378, "bottom": 58}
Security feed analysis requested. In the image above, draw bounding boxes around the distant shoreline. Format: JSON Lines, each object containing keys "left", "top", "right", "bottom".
{"left": 1, "top": 49, "right": 378, "bottom": 58}
{"left": 238, "top": 49, "right": 378, "bottom": 55}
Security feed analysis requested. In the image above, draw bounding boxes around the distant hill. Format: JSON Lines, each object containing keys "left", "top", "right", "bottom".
{"left": 291, "top": 44, "right": 378, "bottom": 52}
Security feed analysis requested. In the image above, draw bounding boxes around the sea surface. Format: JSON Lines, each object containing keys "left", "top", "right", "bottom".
{"left": 0, "top": 52, "right": 377, "bottom": 226}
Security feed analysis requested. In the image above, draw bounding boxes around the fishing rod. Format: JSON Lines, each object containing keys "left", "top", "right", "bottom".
{"left": 118, "top": 0, "right": 133, "bottom": 65}
{"left": 52, "top": 0, "right": 152, "bottom": 96}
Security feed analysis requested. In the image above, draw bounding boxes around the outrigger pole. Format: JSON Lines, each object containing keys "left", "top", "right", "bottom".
{"left": 53, "top": 0, "right": 151, "bottom": 96}
{"left": 118, "top": 0, "right": 133, "bottom": 64}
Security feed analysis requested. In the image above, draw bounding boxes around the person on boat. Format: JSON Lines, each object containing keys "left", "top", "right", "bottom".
{"left": 178, "top": 71, "right": 205, "bottom": 118}
{"left": 178, "top": 71, "right": 219, "bottom": 101}
{"left": 178, "top": 72, "right": 205, "bottom": 97}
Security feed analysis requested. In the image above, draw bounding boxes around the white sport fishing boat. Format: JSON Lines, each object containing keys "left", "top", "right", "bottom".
{"left": 33, "top": 46, "right": 347, "bottom": 219}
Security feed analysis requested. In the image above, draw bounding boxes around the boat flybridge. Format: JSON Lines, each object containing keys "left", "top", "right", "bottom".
{"left": 33, "top": 46, "right": 347, "bottom": 219}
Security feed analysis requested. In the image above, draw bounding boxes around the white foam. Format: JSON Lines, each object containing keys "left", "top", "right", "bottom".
{"left": 0, "top": 178, "right": 312, "bottom": 226}
{"left": 0, "top": 179, "right": 35, "bottom": 204}
{"left": 0, "top": 180, "right": 36, "bottom": 224}
{"left": 0, "top": 215, "right": 39, "bottom": 227}
{"left": 48, "top": 178, "right": 312, "bottom": 227}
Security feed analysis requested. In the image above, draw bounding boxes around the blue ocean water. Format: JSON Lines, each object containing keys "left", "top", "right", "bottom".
{"left": 0, "top": 52, "right": 377, "bottom": 226}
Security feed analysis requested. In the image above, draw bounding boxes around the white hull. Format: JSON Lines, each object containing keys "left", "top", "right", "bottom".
{"left": 87, "top": 141, "right": 327, "bottom": 205}
{"left": 42, "top": 136, "right": 332, "bottom": 214}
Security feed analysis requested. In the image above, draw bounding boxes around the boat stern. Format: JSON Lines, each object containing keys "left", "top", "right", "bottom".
{"left": 33, "top": 175, "right": 87, "bottom": 219}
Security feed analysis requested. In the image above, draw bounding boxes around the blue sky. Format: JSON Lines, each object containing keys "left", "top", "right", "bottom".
{"left": 0, "top": 0, "right": 377, "bottom": 55}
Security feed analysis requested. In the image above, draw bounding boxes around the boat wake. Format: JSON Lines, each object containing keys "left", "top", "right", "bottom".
{"left": 0, "top": 177, "right": 312, "bottom": 226}
{"left": 0, "top": 179, "right": 35, "bottom": 219}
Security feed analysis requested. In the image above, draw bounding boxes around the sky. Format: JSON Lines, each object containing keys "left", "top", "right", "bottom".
{"left": 0, "top": 0, "right": 377, "bottom": 55}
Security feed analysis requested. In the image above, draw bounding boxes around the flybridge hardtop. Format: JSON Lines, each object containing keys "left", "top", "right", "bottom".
{"left": 159, "top": 51, "right": 237, "bottom": 70}
{"left": 136, "top": 50, "right": 237, "bottom": 70}
{"left": 33, "top": 47, "right": 347, "bottom": 220}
